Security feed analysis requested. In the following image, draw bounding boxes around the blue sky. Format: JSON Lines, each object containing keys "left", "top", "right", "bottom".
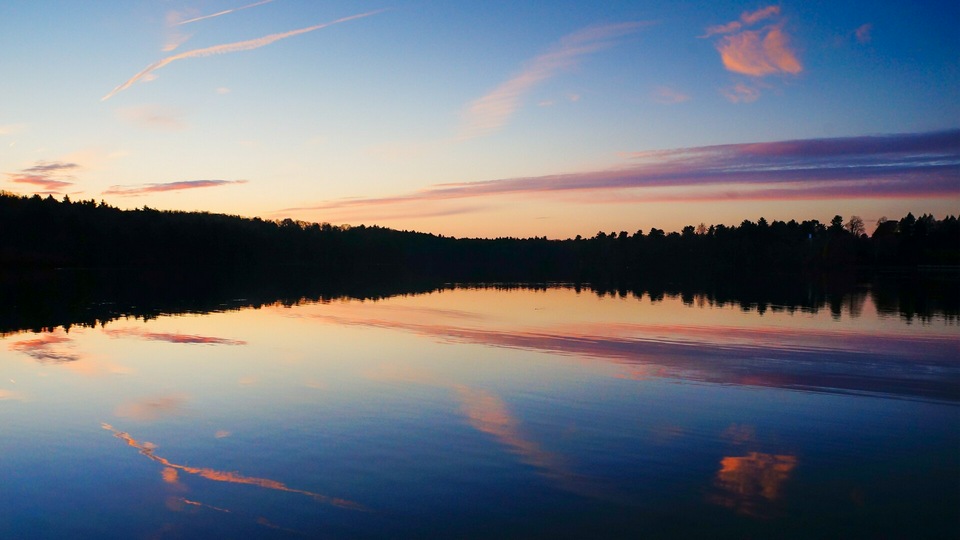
{"left": 1, "top": 1, "right": 957, "bottom": 237}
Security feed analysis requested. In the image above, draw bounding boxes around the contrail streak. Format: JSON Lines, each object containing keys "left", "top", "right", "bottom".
{"left": 102, "top": 9, "right": 383, "bottom": 101}
{"left": 174, "top": 0, "right": 276, "bottom": 26}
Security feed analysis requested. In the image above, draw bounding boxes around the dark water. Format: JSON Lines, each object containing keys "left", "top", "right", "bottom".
{"left": 1, "top": 273, "right": 957, "bottom": 538}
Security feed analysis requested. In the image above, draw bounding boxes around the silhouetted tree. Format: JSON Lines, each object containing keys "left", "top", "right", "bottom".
{"left": 846, "top": 215, "right": 865, "bottom": 237}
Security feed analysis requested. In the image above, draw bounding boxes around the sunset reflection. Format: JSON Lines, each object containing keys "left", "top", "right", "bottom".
{"left": 8, "top": 333, "right": 79, "bottom": 363}
{"left": 101, "top": 423, "right": 364, "bottom": 511}
{"left": 454, "top": 385, "right": 622, "bottom": 501}
{"left": 114, "top": 394, "right": 188, "bottom": 422}
{"left": 454, "top": 385, "right": 566, "bottom": 473}
{"left": 710, "top": 452, "right": 798, "bottom": 517}
{"left": 306, "top": 295, "right": 959, "bottom": 402}
{"left": 366, "top": 362, "right": 621, "bottom": 501}
{"left": 103, "top": 328, "right": 247, "bottom": 345}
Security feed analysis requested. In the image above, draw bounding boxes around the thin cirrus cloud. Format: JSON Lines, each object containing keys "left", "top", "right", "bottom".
{"left": 0, "top": 123, "right": 26, "bottom": 136}
{"left": 117, "top": 105, "right": 186, "bottom": 131}
{"left": 854, "top": 23, "right": 873, "bottom": 44}
{"left": 5, "top": 161, "right": 79, "bottom": 192}
{"left": 458, "top": 22, "right": 649, "bottom": 139}
{"left": 653, "top": 86, "right": 691, "bottom": 104}
{"left": 172, "top": 0, "right": 277, "bottom": 26}
{"left": 285, "top": 129, "right": 960, "bottom": 216}
{"left": 720, "top": 82, "right": 760, "bottom": 103}
{"left": 103, "top": 179, "right": 248, "bottom": 197}
{"left": 102, "top": 9, "right": 384, "bottom": 101}
{"left": 741, "top": 5, "right": 782, "bottom": 25}
{"left": 701, "top": 5, "right": 781, "bottom": 39}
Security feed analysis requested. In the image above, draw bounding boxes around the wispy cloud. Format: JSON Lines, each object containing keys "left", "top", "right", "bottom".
{"left": 459, "top": 22, "right": 648, "bottom": 139}
{"left": 102, "top": 10, "right": 384, "bottom": 101}
{"left": 103, "top": 179, "right": 247, "bottom": 196}
{"left": 700, "top": 6, "right": 780, "bottom": 38}
{"left": 0, "top": 123, "right": 26, "bottom": 136}
{"left": 653, "top": 86, "right": 691, "bottom": 104}
{"left": 163, "top": 1, "right": 278, "bottom": 52}
{"left": 285, "top": 130, "right": 960, "bottom": 213}
{"left": 855, "top": 23, "right": 873, "bottom": 44}
{"left": 173, "top": 0, "right": 277, "bottom": 26}
{"left": 274, "top": 202, "right": 486, "bottom": 223}
{"left": 117, "top": 105, "right": 187, "bottom": 130}
{"left": 741, "top": 6, "right": 781, "bottom": 25}
{"left": 5, "top": 161, "right": 79, "bottom": 193}
{"left": 720, "top": 82, "right": 760, "bottom": 103}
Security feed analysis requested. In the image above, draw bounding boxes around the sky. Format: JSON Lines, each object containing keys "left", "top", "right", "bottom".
{"left": 1, "top": 0, "right": 958, "bottom": 239}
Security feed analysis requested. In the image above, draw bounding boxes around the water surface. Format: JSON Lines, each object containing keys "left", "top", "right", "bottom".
{"left": 2, "top": 284, "right": 957, "bottom": 538}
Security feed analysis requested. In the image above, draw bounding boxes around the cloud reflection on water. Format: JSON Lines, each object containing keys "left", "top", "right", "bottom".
{"left": 101, "top": 423, "right": 365, "bottom": 511}
{"left": 709, "top": 452, "right": 798, "bottom": 517}
{"left": 308, "top": 304, "right": 960, "bottom": 402}
{"left": 366, "top": 364, "right": 626, "bottom": 502}
{"left": 103, "top": 328, "right": 247, "bottom": 345}
{"left": 8, "top": 334, "right": 80, "bottom": 363}
{"left": 0, "top": 388, "right": 25, "bottom": 401}
{"left": 114, "top": 394, "right": 189, "bottom": 422}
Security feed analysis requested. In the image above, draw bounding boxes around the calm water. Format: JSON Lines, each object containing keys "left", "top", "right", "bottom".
{"left": 1, "top": 283, "right": 958, "bottom": 538}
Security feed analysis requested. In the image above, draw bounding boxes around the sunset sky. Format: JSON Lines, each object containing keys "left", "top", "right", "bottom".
{"left": 2, "top": 1, "right": 957, "bottom": 238}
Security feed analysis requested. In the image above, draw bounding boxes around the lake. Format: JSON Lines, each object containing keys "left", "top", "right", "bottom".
{"left": 1, "top": 275, "right": 958, "bottom": 538}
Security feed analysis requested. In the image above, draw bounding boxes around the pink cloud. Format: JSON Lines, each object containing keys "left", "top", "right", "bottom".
{"left": 5, "top": 161, "right": 79, "bottom": 193}
{"left": 103, "top": 179, "right": 247, "bottom": 196}
{"left": 855, "top": 23, "right": 873, "bottom": 43}
{"left": 717, "top": 25, "right": 801, "bottom": 76}
{"left": 704, "top": 5, "right": 800, "bottom": 101}
{"left": 283, "top": 130, "right": 960, "bottom": 212}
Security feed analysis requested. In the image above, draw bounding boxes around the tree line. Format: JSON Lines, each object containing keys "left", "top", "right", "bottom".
{"left": 2, "top": 266, "right": 954, "bottom": 336}
{"left": 1, "top": 192, "right": 957, "bottom": 280}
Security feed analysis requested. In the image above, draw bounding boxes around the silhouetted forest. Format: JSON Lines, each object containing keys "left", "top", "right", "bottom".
{"left": 1, "top": 266, "right": 955, "bottom": 336}
{"left": 1, "top": 192, "right": 957, "bottom": 281}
